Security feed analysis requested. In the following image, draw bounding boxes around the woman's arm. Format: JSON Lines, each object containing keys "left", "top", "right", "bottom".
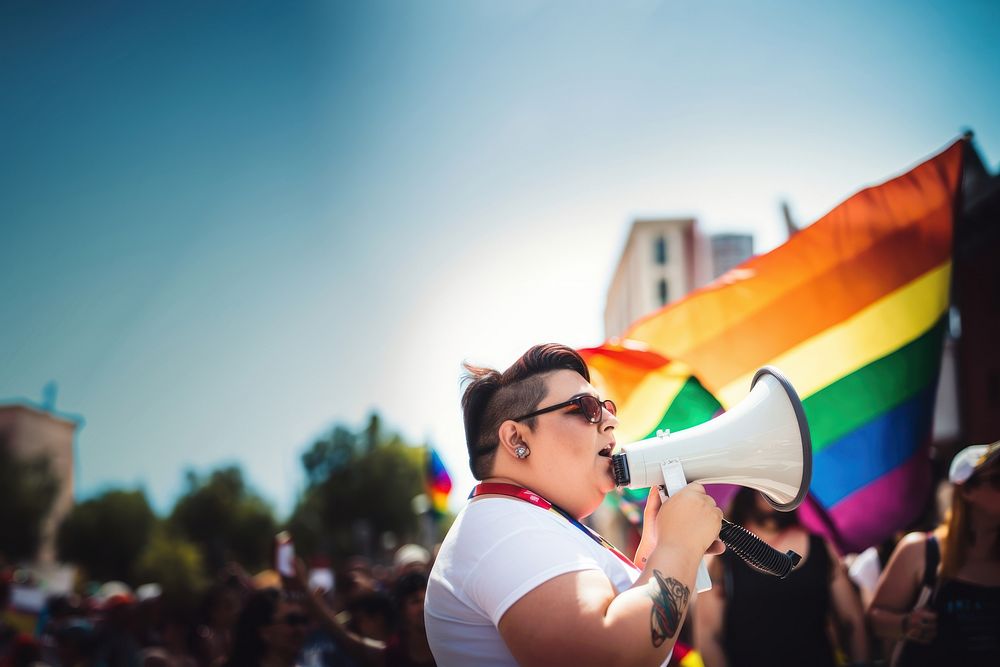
{"left": 866, "top": 532, "right": 938, "bottom": 644}
{"left": 825, "top": 541, "right": 870, "bottom": 663}
{"left": 498, "top": 483, "right": 722, "bottom": 667}
{"left": 693, "top": 557, "right": 728, "bottom": 667}
{"left": 289, "top": 561, "right": 386, "bottom": 667}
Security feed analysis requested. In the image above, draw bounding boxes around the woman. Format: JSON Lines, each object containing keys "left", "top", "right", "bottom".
{"left": 423, "top": 344, "right": 723, "bottom": 667}
{"left": 694, "top": 488, "right": 869, "bottom": 666}
{"left": 292, "top": 566, "right": 434, "bottom": 667}
{"left": 384, "top": 572, "right": 435, "bottom": 667}
{"left": 139, "top": 607, "right": 199, "bottom": 667}
{"left": 867, "top": 442, "right": 1000, "bottom": 666}
{"left": 225, "top": 588, "right": 309, "bottom": 667}
{"left": 195, "top": 584, "right": 242, "bottom": 667}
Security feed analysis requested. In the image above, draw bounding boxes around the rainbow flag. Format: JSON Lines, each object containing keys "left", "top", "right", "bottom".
{"left": 670, "top": 641, "right": 705, "bottom": 667}
{"left": 426, "top": 446, "right": 453, "bottom": 517}
{"left": 580, "top": 345, "right": 721, "bottom": 445}
{"left": 586, "top": 141, "right": 964, "bottom": 552}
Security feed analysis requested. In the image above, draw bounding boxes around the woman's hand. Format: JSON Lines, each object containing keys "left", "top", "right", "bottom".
{"left": 636, "top": 486, "right": 724, "bottom": 565}
{"left": 654, "top": 483, "right": 723, "bottom": 557}
{"left": 902, "top": 607, "right": 938, "bottom": 644}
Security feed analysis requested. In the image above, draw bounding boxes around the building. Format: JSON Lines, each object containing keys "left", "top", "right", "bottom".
{"left": 711, "top": 233, "right": 754, "bottom": 280}
{"left": 0, "top": 403, "right": 80, "bottom": 563}
{"left": 604, "top": 218, "right": 753, "bottom": 339}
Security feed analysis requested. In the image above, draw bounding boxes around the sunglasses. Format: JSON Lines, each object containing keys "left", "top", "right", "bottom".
{"left": 275, "top": 613, "right": 310, "bottom": 628}
{"left": 513, "top": 395, "right": 616, "bottom": 424}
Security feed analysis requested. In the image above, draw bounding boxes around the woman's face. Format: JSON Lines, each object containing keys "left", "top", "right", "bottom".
{"left": 401, "top": 588, "right": 426, "bottom": 630}
{"left": 963, "top": 464, "right": 1000, "bottom": 518}
{"left": 259, "top": 600, "right": 308, "bottom": 659}
{"left": 522, "top": 369, "right": 618, "bottom": 516}
{"left": 211, "top": 588, "right": 240, "bottom": 628}
{"left": 749, "top": 493, "right": 798, "bottom": 530}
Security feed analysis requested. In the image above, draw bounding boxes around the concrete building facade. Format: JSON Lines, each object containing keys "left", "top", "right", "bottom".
{"left": 605, "top": 218, "right": 707, "bottom": 340}
{"left": 604, "top": 219, "right": 753, "bottom": 339}
{"left": 0, "top": 404, "right": 79, "bottom": 563}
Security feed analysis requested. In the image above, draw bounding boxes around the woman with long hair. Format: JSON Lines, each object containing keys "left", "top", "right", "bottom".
{"left": 194, "top": 583, "right": 241, "bottom": 667}
{"left": 867, "top": 442, "right": 1000, "bottom": 666}
{"left": 384, "top": 572, "right": 434, "bottom": 667}
{"left": 694, "top": 487, "right": 869, "bottom": 666}
{"left": 225, "top": 589, "right": 308, "bottom": 667}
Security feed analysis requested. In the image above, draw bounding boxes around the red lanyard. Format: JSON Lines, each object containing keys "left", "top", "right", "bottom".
{"left": 471, "top": 482, "right": 639, "bottom": 571}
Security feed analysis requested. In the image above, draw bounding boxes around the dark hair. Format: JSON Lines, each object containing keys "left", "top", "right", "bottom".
{"left": 54, "top": 620, "right": 97, "bottom": 662}
{"left": 347, "top": 591, "right": 392, "bottom": 625}
{"left": 392, "top": 571, "right": 427, "bottom": 609}
{"left": 225, "top": 588, "right": 280, "bottom": 667}
{"left": 198, "top": 579, "right": 242, "bottom": 626}
{"left": 0, "top": 569, "right": 11, "bottom": 609}
{"left": 461, "top": 343, "right": 590, "bottom": 479}
{"left": 727, "top": 487, "right": 799, "bottom": 529}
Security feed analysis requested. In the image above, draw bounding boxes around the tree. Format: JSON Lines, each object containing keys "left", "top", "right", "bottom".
{"left": 288, "top": 413, "right": 428, "bottom": 559}
{"left": 133, "top": 526, "right": 209, "bottom": 605}
{"left": 0, "top": 438, "right": 59, "bottom": 563}
{"left": 56, "top": 489, "right": 156, "bottom": 583}
{"left": 168, "top": 466, "right": 277, "bottom": 574}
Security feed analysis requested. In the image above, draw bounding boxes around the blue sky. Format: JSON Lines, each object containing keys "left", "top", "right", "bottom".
{"left": 2, "top": 0, "right": 998, "bottom": 517}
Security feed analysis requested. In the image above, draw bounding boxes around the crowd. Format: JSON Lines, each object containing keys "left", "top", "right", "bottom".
{"left": 2, "top": 441, "right": 996, "bottom": 667}
{"left": 0, "top": 544, "right": 437, "bottom": 667}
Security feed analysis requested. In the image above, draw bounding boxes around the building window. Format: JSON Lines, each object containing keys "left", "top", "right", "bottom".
{"left": 655, "top": 236, "right": 667, "bottom": 265}
{"left": 658, "top": 279, "right": 669, "bottom": 306}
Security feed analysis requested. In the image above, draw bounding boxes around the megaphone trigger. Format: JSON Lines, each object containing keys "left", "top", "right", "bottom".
{"left": 659, "top": 460, "right": 713, "bottom": 593}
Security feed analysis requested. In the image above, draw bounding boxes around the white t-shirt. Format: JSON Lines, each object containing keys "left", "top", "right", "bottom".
{"left": 425, "top": 496, "right": 653, "bottom": 667}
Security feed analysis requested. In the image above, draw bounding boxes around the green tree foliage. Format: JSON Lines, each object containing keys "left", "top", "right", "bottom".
{"left": 133, "top": 526, "right": 209, "bottom": 605}
{"left": 56, "top": 489, "right": 155, "bottom": 583}
{"left": 289, "top": 414, "right": 427, "bottom": 559}
{"left": 0, "top": 437, "right": 59, "bottom": 562}
{"left": 169, "top": 466, "right": 277, "bottom": 574}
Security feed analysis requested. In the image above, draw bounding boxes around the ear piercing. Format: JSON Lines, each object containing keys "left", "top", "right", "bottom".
{"left": 515, "top": 445, "right": 530, "bottom": 459}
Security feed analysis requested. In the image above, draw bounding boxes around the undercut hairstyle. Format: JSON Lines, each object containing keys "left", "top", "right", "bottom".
{"left": 461, "top": 343, "right": 590, "bottom": 479}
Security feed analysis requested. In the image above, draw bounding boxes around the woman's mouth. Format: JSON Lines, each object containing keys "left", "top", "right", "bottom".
{"left": 598, "top": 444, "right": 613, "bottom": 458}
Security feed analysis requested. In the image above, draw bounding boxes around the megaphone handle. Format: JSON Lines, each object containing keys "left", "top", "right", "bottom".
{"left": 660, "top": 461, "right": 713, "bottom": 593}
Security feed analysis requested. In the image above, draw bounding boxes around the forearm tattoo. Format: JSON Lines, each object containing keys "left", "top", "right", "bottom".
{"left": 647, "top": 570, "right": 690, "bottom": 647}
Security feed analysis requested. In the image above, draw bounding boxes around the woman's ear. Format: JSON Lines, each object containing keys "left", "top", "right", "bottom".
{"left": 497, "top": 420, "right": 529, "bottom": 458}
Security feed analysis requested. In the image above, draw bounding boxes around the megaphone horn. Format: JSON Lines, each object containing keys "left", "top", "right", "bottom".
{"left": 610, "top": 366, "right": 812, "bottom": 512}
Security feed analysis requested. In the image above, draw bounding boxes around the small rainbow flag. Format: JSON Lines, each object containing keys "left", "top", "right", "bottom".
{"left": 426, "top": 446, "right": 453, "bottom": 517}
{"left": 670, "top": 641, "right": 705, "bottom": 667}
{"left": 585, "top": 140, "right": 964, "bottom": 552}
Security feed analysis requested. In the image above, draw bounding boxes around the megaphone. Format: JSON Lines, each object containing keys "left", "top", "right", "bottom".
{"left": 610, "top": 366, "right": 812, "bottom": 584}
{"left": 611, "top": 366, "right": 812, "bottom": 511}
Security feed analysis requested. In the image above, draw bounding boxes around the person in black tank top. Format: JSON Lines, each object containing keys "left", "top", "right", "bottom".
{"left": 695, "top": 488, "right": 870, "bottom": 667}
{"left": 869, "top": 443, "right": 1000, "bottom": 667}
{"left": 720, "top": 532, "right": 837, "bottom": 667}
